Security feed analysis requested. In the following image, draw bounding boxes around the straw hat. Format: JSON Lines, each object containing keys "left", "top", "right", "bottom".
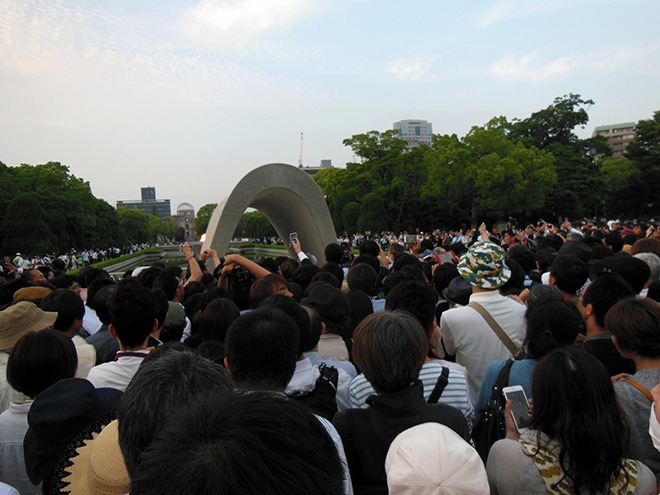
{"left": 0, "top": 302, "right": 57, "bottom": 351}
{"left": 13, "top": 286, "right": 52, "bottom": 302}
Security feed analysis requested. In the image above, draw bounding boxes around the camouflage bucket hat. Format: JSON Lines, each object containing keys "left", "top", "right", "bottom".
{"left": 457, "top": 241, "right": 511, "bottom": 289}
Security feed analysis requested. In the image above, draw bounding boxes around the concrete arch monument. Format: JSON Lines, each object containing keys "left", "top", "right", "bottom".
{"left": 201, "top": 163, "right": 337, "bottom": 264}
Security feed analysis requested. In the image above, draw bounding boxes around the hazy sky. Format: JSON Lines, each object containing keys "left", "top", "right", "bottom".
{"left": 1, "top": 0, "right": 659, "bottom": 213}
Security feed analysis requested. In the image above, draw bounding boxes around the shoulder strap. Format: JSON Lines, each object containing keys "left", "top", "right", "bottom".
{"left": 468, "top": 302, "right": 524, "bottom": 360}
{"left": 428, "top": 366, "right": 450, "bottom": 404}
{"left": 493, "top": 359, "right": 514, "bottom": 396}
{"left": 625, "top": 379, "right": 654, "bottom": 402}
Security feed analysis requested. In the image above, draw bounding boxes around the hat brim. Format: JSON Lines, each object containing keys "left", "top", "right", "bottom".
{"left": 0, "top": 310, "right": 57, "bottom": 351}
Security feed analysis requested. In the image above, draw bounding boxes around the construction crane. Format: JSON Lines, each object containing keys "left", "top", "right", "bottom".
{"left": 298, "top": 132, "right": 303, "bottom": 168}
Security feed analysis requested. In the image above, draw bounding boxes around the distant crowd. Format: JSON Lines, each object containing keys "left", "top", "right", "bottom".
{"left": 0, "top": 216, "right": 659, "bottom": 494}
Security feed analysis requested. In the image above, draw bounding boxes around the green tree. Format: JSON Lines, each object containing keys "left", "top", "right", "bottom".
{"left": 423, "top": 118, "right": 556, "bottom": 226}
{"left": 117, "top": 207, "right": 151, "bottom": 244}
{"left": 508, "top": 94, "right": 607, "bottom": 217}
{"left": 622, "top": 110, "right": 660, "bottom": 216}
{"left": 195, "top": 203, "right": 217, "bottom": 235}
{"left": 1, "top": 193, "right": 57, "bottom": 254}
{"left": 235, "top": 211, "right": 276, "bottom": 239}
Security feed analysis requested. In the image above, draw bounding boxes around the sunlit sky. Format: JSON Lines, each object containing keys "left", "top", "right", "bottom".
{"left": 1, "top": 0, "right": 659, "bottom": 212}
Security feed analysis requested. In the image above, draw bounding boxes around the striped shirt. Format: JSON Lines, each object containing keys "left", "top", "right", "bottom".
{"left": 348, "top": 360, "right": 475, "bottom": 430}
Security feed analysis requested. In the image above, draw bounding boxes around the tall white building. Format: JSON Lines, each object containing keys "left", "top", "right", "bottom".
{"left": 393, "top": 119, "right": 433, "bottom": 147}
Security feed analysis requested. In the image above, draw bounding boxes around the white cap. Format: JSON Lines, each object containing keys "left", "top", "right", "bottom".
{"left": 385, "top": 423, "right": 489, "bottom": 495}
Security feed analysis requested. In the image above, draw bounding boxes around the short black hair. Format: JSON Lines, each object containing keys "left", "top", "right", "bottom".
{"left": 225, "top": 307, "right": 299, "bottom": 391}
{"left": 110, "top": 283, "right": 157, "bottom": 348}
{"left": 324, "top": 243, "right": 344, "bottom": 264}
{"left": 550, "top": 254, "right": 588, "bottom": 295}
{"left": 259, "top": 295, "right": 311, "bottom": 355}
{"left": 386, "top": 280, "right": 436, "bottom": 335}
{"left": 346, "top": 263, "right": 378, "bottom": 295}
{"left": 581, "top": 273, "right": 636, "bottom": 328}
{"left": 93, "top": 284, "right": 118, "bottom": 325}
{"left": 117, "top": 346, "right": 233, "bottom": 478}
{"left": 320, "top": 262, "right": 344, "bottom": 287}
{"left": 359, "top": 239, "right": 380, "bottom": 257}
{"left": 7, "top": 329, "right": 77, "bottom": 398}
{"left": 40, "top": 288, "right": 85, "bottom": 332}
{"left": 152, "top": 271, "right": 179, "bottom": 301}
{"left": 129, "top": 391, "right": 344, "bottom": 495}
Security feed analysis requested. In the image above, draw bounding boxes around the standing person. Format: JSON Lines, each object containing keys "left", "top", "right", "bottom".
{"left": 487, "top": 347, "right": 656, "bottom": 494}
{"left": 608, "top": 297, "right": 660, "bottom": 483}
{"left": 439, "top": 242, "right": 526, "bottom": 400}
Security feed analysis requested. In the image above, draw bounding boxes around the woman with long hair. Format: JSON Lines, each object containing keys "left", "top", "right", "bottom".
{"left": 487, "top": 346, "right": 656, "bottom": 494}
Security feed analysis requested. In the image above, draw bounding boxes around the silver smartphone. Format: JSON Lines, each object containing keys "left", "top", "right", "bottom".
{"left": 502, "top": 385, "right": 532, "bottom": 433}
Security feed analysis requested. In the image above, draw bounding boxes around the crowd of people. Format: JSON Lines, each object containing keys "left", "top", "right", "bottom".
{"left": 0, "top": 217, "right": 659, "bottom": 494}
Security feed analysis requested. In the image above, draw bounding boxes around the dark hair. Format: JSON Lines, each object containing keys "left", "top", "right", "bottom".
{"left": 432, "top": 262, "right": 459, "bottom": 297}
{"left": 346, "top": 263, "right": 378, "bottom": 295}
{"left": 550, "top": 255, "right": 588, "bottom": 295}
{"left": 605, "top": 297, "right": 660, "bottom": 358}
{"left": 603, "top": 233, "right": 624, "bottom": 253}
{"left": 346, "top": 289, "right": 374, "bottom": 335}
{"left": 7, "top": 329, "right": 77, "bottom": 398}
{"left": 152, "top": 271, "right": 180, "bottom": 301}
{"left": 129, "top": 391, "right": 344, "bottom": 495}
{"left": 320, "top": 262, "right": 344, "bottom": 287}
{"left": 499, "top": 259, "right": 525, "bottom": 296}
{"left": 524, "top": 300, "right": 580, "bottom": 359}
{"left": 117, "top": 346, "right": 233, "bottom": 478}
{"left": 78, "top": 267, "right": 110, "bottom": 289}
{"left": 385, "top": 280, "right": 436, "bottom": 335}
{"left": 526, "top": 284, "right": 563, "bottom": 309}
{"left": 506, "top": 245, "right": 535, "bottom": 274}
{"left": 110, "top": 283, "right": 157, "bottom": 348}
{"left": 324, "top": 243, "right": 344, "bottom": 264}
{"left": 291, "top": 264, "right": 320, "bottom": 292}
{"left": 279, "top": 258, "right": 299, "bottom": 279}
{"left": 50, "top": 275, "right": 79, "bottom": 290}
{"left": 630, "top": 238, "right": 660, "bottom": 256}
{"left": 136, "top": 265, "right": 163, "bottom": 289}
{"left": 259, "top": 295, "right": 311, "bottom": 355}
{"left": 93, "top": 284, "right": 118, "bottom": 325}
{"left": 310, "top": 271, "right": 341, "bottom": 290}
{"left": 302, "top": 305, "right": 323, "bottom": 350}
{"left": 530, "top": 347, "right": 630, "bottom": 494}
{"left": 391, "top": 253, "right": 423, "bottom": 274}
{"left": 195, "top": 297, "right": 241, "bottom": 343}
{"left": 249, "top": 273, "right": 289, "bottom": 309}
{"left": 351, "top": 254, "right": 380, "bottom": 276}
{"left": 151, "top": 288, "right": 170, "bottom": 330}
{"left": 580, "top": 273, "right": 636, "bottom": 328}
{"left": 535, "top": 247, "right": 557, "bottom": 274}
{"left": 86, "top": 277, "right": 115, "bottom": 310}
{"left": 224, "top": 307, "right": 299, "bottom": 391}
{"left": 359, "top": 239, "right": 380, "bottom": 257}
{"left": 40, "top": 288, "right": 85, "bottom": 332}
{"left": 352, "top": 311, "right": 428, "bottom": 394}
{"left": 382, "top": 271, "right": 418, "bottom": 296}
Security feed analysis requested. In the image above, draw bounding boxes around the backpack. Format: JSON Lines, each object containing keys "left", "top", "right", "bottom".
{"left": 288, "top": 363, "right": 339, "bottom": 421}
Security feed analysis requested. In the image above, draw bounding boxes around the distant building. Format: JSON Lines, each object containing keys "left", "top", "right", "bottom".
{"left": 173, "top": 202, "right": 196, "bottom": 241}
{"left": 116, "top": 187, "right": 171, "bottom": 218}
{"left": 393, "top": 119, "right": 433, "bottom": 147}
{"left": 300, "top": 159, "right": 333, "bottom": 176}
{"left": 592, "top": 122, "right": 637, "bottom": 158}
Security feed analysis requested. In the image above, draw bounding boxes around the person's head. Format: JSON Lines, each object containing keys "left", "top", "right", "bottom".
{"left": 129, "top": 391, "right": 344, "bottom": 495}
{"left": 324, "top": 243, "right": 344, "bottom": 264}
{"left": 524, "top": 300, "right": 580, "bottom": 360}
{"left": 93, "top": 285, "right": 119, "bottom": 326}
{"left": 432, "top": 262, "right": 459, "bottom": 297}
{"left": 0, "top": 301, "right": 58, "bottom": 351}
{"left": 224, "top": 307, "right": 300, "bottom": 391}
{"left": 7, "top": 329, "right": 77, "bottom": 398}
{"left": 579, "top": 273, "right": 636, "bottom": 329}
{"left": 352, "top": 311, "right": 428, "bottom": 394}
{"left": 259, "top": 294, "right": 312, "bottom": 355}
{"left": 505, "top": 245, "right": 535, "bottom": 275}
{"left": 319, "top": 262, "right": 344, "bottom": 287}
{"left": 526, "top": 284, "right": 564, "bottom": 309}
{"left": 40, "top": 288, "right": 85, "bottom": 335}
{"left": 630, "top": 237, "right": 660, "bottom": 256}
{"left": 635, "top": 253, "right": 660, "bottom": 284}
{"left": 109, "top": 283, "right": 157, "bottom": 349}
{"left": 150, "top": 288, "right": 169, "bottom": 331}
{"left": 457, "top": 241, "right": 511, "bottom": 290}
{"left": 359, "top": 239, "right": 380, "bottom": 257}
{"left": 603, "top": 232, "right": 624, "bottom": 253}
{"left": 549, "top": 254, "right": 588, "bottom": 296}
{"left": 152, "top": 271, "right": 182, "bottom": 302}
{"left": 535, "top": 247, "right": 557, "bottom": 274}
{"left": 291, "top": 264, "right": 320, "bottom": 291}
{"left": 86, "top": 277, "right": 116, "bottom": 310}
{"left": 301, "top": 283, "right": 352, "bottom": 339}
{"left": 346, "top": 263, "right": 378, "bottom": 295}
{"left": 530, "top": 347, "right": 628, "bottom": 494}
{"left": 606, "top": 297, "right": 660, "bottom": 359}
{"left": 502, "top": 229, "right": 517, "bottom": 247}
{"left": 302, "top": 305, "right": 323, "bottom": 351}
{"left": 117, "top": 345, "right": 233, "bottom": 478}
{"left": 248, "top": 273, "right": 292, "bottom": 309}
{"left": 50, "top": 275, "right": 81, "bottom": 294}
{"left": 385, "top": 280, "right": 435, "bottom": 336}
{"left": 196, "top": 297, "right": 241, "bottom": 343}
{"left": 22, "top": 268, "right": 48, "bottom": 286}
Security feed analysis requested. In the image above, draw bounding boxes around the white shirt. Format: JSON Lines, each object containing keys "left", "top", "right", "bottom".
{"left": 0, "top": 401, "right": 40, "bottom": 495}
{"left": 82, "top": 307, "right": 103, "bottom": 336}
{"left": 440, "top": 290, "right": 525, "bottom": 402}
{"left": 86, "top": 351, "right": 150, "bottom": 392}
{"left": 286, "top": 358, "right": 351, "bottom": 412}
{"left": 650, "top": 402, "right": 660, "bottom": 452}
{"left": 0, "top": 353, "right": 29, "bottom": 415}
